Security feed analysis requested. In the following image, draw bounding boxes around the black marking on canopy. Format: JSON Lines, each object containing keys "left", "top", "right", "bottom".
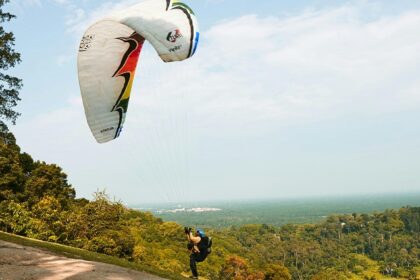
{"left": 111, "top": 32, "right": 143, "bottom": 139}
{"left": 166, "top": 0, "right": 171, "bottom": 11}
{"left": 173, "top": 6, "right": 194, "bottom": 58}
{"left": 115, "top": 108, "right": 124, "bottom": 139}
{"left": 112, "top": 72, "right": 131, "bottom": 112}
{"left": 112, "top": 72, "right": 131, "bottom": 139}
{"left": 112, "top": 33, "right": 139, "bottom": 77}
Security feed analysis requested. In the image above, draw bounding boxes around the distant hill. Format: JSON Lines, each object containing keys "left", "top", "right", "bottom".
{"left": 135, "top": 193, "right": 420, "bottom": 228}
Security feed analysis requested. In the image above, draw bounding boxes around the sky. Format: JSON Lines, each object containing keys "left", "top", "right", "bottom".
{"left": 5, "top": 0, "right": 420, "bottom": 204}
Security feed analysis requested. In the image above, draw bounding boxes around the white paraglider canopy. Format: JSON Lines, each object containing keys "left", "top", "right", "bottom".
{"left": 78, "top": 0, "right": 199, "bottom": 143}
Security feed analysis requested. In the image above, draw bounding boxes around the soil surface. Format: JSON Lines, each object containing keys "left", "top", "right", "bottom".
{"left": 0, "top": 240, "right": 166, "bottom": 280}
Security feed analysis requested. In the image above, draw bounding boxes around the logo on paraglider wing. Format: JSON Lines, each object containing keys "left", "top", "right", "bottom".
{"left": 79, "top": 34, "right": 95, "bottom": 52}
{"left": 100, "top": 127, "right": 115, "bottom": 134}
{"left": 167, "top": 29, "right": 183, "bottom": 43}
{"left": 169, "top": 45, "right": 182, "bottom": 52}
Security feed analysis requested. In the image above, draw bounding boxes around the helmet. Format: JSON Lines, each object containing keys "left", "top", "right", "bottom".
{"left": 196, "top": 229, "right": 206, "bottom": 237}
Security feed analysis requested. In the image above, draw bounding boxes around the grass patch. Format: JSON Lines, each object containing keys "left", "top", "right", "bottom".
{"left": 0, "top": 231, "right": 187, "bottom": 280}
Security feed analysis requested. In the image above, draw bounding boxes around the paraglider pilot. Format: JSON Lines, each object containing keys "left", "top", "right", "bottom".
{"left": 185, "top": 227, "right": 210, "bottom": 279}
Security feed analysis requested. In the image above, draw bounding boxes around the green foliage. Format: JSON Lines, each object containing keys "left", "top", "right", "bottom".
{"left": 263, "top": 263, "right": 292, "bottom": 280}
{"left": 400, "top": 206, "right": 420, "bottom": 233}
{"left": 0, "top": 140, "right": 24, "bottom": 198}
{"left": 311, "top": 269, "right": 349, "bottom": 280}
{"left": 0, "top": 200, "right": 32, "bottom": 234}
{"left": 0, "top": 0, "right": 23, "bottom": 130}
{"left": 0, "top": 131, "right": 419, "bottom": 279}
{"left": 23, "top": 162, "right": 75, "bottom": 207}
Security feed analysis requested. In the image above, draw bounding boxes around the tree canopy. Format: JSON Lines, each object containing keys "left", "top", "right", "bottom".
{"left": 0, "top": 0, "right": 22, "bottom": 132}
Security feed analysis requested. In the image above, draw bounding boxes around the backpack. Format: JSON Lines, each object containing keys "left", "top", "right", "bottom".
{"left": 198, "top": 236, "right": 213, "bottom": 255}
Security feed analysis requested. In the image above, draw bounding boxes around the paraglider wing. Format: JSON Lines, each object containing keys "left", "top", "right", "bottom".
{"left": 78, "top": 0, "right": 199, "bottom": 143}
{"left": 78, "top": 21, "right": 144, "bottom": 143}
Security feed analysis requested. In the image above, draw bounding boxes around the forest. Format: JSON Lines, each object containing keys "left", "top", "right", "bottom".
{"left": 1, "top": 130, "right": 419, "bottom": 280}
{"left": 150, "top": 194, "right": 420, "bottom": 229}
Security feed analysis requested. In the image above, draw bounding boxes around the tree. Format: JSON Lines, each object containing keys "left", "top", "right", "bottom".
{"left": 219, "top": 256, "right": 265, "bottom": 280}
{"left": 264, "top": 263, "right": 292, "bottom": 280}
{"left": 311, "top": 269, "right": 349, "bottom": 280}
{"left": 30, "top": 195, "right": 66, "bottom": 241}
{"left": 219, "top": 256, "right": 250, "bottom": 280}
{"left": 400, "top": 207, "right": 420, "bottom": 233}
{"left": 0, "top": 0, "right": 23, "bottom": 131}
{"left": 23, "top": 162, "right": 76, "bottom": 207}
{"left": 0, "top": 140, "right": 25, "bottom": 200}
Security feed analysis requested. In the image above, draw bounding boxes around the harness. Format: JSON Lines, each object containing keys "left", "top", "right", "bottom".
{"left": 197, "top": 236, "right": 213, "bottom": 256}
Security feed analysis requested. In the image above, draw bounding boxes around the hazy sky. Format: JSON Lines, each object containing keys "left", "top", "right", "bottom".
{"left": 6, "top": 0, "right": 420, "bottom": 204}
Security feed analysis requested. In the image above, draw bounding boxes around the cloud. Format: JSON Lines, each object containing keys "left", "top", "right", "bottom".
{"left": 12, "top": 0, "right": 68, "bottom": 8}
{"left": 10, "top": 0, "right": 41, "bottom": 10}
{"left": 53, "top": 0, "right": 69, "bottom": 4}
{"left": 13, "top": 2, "right": 420, "bottom": 202}
{"left": 143, "top": 6, "right": 420, "bottom": 133}
{"left": 64, "top": 0, "right": 139, "bottom": 35}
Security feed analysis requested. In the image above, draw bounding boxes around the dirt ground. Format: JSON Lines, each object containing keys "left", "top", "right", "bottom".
{"left": 0, "top": 240, "right": 167, "bottom": 280}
